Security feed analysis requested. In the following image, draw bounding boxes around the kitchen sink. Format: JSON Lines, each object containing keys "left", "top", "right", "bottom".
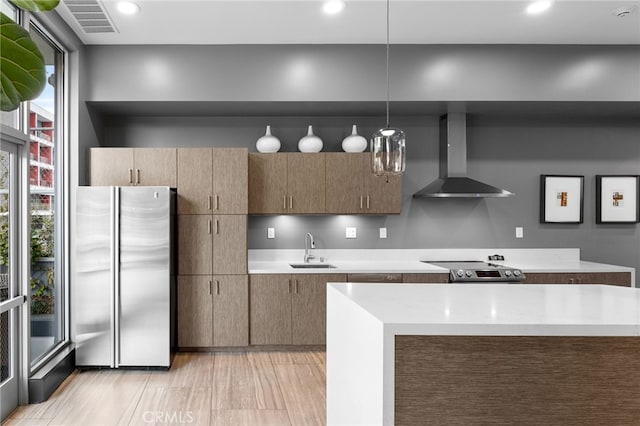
{"left": 289, "top": 263, "right": 336, "bottom": 269}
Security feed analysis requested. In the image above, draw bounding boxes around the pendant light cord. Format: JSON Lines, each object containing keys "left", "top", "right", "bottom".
{"left": 385, "top": 0, "right": 390, "bottom": 129}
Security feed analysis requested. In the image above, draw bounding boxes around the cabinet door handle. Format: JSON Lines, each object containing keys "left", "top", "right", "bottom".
{"left": 289, "top": 196, "right": 293, "bottom": 210}
{"left": 360, "top": 196, "right": 363, "bottom": 209}
{"left": 136, "top": 169, "right": 140, "bottom": 185}
{"left": 366, "top": 196, "right": 370, "bottom": 209}
{"left": 207, "top": 195, "right": 212, "bottom": 211}
{"left": 288, "top": 279, "right": 292, "bottom": 294}
{"left": 283, "top": 195, "right": 287, "bottom": 210}
{"left": 215, "top": 280, "right": 220, "bottom": 295}
{"left": 208, "top": 220, "right": 212, "bottom": 235}
{"left": 569, "top": 278, "right": 575, "bottom": 284}
{"left": 215, "top": 219, "right": 219, "bottom": 235}
{"left": 295, "top": 279, "right": 298, "bottom": 294}
{"left": 215, "top": 195, "right": 219, "bottom": 211}
{"left": 128, "top": 169, "right": 133, "bottom": 184}
{"left": 208, "top": 280, "right": 212, "bottom": 295}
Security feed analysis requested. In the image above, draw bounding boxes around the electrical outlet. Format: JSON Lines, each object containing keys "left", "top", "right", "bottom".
{"left": 515, "top": 227, "right": 524, "bottom": 239}
{"left": 267, "top": 227, "right": 275, "bottom": 239}
{"left": 379, "top": 227, "right": 387, "bottom": 239}
{"left": 346, "top": 227, "right": 357, "bottom": 239}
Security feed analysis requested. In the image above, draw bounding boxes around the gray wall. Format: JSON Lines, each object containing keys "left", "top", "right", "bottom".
{"left": 88, "top": 44, "right": 639, "bottom": 284}
{"left": 100, "top": 114, "right": 640, "bottom": 284}
{"left": 86, "top": 45, "right": 640, "bottom": 103}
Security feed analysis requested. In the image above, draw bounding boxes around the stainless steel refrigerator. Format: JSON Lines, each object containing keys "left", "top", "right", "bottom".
{"left": 73, "top": 186, "right": 175, "bottom": 368}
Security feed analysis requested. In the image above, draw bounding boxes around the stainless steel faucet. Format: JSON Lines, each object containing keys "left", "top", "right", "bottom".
{"left": 304, "top": 232, "right": 315, "bottom": 263}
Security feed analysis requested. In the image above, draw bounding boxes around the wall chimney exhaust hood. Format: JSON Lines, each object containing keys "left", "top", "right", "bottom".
{"left": 413, "top": 113, "right": 513, "bottom": 198}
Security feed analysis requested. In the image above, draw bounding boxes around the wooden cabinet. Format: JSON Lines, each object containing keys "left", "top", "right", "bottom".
{"left": 291, "top": 274, "right": 332, "bottom": 345}
{"left": 249, "top": 274, "right": 291, "bottom": 345}
{"left": 90, "top": 148, "right": 177, "bottom": 187}
{"left": 521, "top": 272, "right": 631, "bottom": 287}
{"left": 325, "top": 153, "right": 402, "bottom": 214}
{"left": 178, "top": 275, "right": 248, "bottom": 348}
{"left": 249, "top": 273, "right": 346, "bottom": 345}
{"left": 177, "top": 148, "right": 247, "bottom": 214}
{"left": 177, "top": 275, "right": 212, "bottom": 347}
{"left": 212, "top": 215, "right": 247, "bottom": 275}
{"left": 287, "top": 153, "right": 325, "bottom": 213}
{"left": 178, "top": 214, "right": 247, "bottom": 275}
{"left": 249, "top": 153, "right": 325, "bottom": 214}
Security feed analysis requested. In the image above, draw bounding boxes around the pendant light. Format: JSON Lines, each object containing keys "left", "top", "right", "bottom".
{"left": 371, "top": 0, "right": 406, "bottom": 176}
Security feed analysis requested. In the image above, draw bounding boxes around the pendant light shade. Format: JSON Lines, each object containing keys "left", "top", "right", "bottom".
{"left": 371, "top": 127, "right": 405, "bottom": 176}
{"left": 371, "top": 0, "right": 406, "bottom": 176}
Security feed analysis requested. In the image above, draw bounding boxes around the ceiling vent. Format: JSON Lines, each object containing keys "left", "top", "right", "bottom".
{"left": 62, "top": 0, "right": 117, "bottom": 34}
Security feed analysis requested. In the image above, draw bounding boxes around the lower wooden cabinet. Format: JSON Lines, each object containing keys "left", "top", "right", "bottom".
{"left": 521, "top": 272, "right": 631, "bottom": 287}
{"left": 249, "top": 274, "right": 346, "bottom": 345}
{"left": 177, "top": 275, "right": 248, "bottom": 348}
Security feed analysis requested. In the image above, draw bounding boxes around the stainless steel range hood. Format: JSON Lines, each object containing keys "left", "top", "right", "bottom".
{"left": 413, "top": 113, "right": 513, "bottom": 198}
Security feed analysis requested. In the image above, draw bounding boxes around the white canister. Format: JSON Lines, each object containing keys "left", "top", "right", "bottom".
{"left": 256, "top": 125, "right": 281, "bottom": 153}
{"left": 341, "top": 125, "right": 368, "bottom": 152}
{"left": 298, "top": 125, "right": 323, "bottom": 153}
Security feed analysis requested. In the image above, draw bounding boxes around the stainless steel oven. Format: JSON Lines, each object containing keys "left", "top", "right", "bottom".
{"left": 422, "top": 261, "right": 525, "bottom": 283}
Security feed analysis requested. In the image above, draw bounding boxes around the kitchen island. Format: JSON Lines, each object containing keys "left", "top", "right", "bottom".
{"left": 326, "top": 283, "right": 640, "bottom": 425}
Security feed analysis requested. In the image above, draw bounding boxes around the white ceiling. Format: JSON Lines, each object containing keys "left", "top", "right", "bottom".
{"left": 57, "top": 0, "right": 640, "bottom": 45}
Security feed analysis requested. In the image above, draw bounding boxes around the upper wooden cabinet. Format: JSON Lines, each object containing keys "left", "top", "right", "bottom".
{"left": 177, "top": 148, "right": 248, "bottom": 214}
{"left": 249, "top": 153, "right": 325, "bottom": 214}
{"left": 90, "top": 148, "right": 177, "bottom": 187}
{"left": 325, "top": 153, "right": 402, "bottom": 214}
{"left": 249, "top": 152, "right": 401, "bottom": 215}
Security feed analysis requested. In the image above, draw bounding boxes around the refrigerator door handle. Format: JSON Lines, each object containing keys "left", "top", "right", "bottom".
{"left": 112, "top": 187, "right": 120, "bottom": 368}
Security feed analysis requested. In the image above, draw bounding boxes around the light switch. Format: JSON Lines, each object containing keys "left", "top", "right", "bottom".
{"left": 346, "top": 227, "right": 357, "bottom": 239}
{"left": 379, "top": 227, "right": 387, "bottom": 239}
{"left": 267, "top": 227, "right": 275, "bottom": 239}
{"left": 515, "top": 227, "right": 523, "bottom": 239}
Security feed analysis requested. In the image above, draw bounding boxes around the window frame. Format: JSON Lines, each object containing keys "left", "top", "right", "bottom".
{"left": 26, "top": 14, "right": 71, "bottom": 375}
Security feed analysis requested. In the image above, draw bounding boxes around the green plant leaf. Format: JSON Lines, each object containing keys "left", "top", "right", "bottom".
{"left": 11, "top": 0, "right": 60, "bottom": 13}
{"left": 0, "top": 12, "right": 46, "bottom": 111}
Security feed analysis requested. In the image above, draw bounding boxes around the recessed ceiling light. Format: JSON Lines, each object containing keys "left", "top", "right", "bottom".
{"left": 117, "top": 1, "right": 140, "bottom": 15}
{"left": 323, "top": 0, "right": 346, "bottom": 15}
{"left": 526, "top": 0, "right": 552, "bottom": 15}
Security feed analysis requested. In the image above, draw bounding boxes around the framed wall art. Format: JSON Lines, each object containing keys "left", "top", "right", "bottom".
{"left": 596, "top": 175, "right": 640, "bottom": 224}
{"left": 540, "top": 175, "right": 584, "bottom": 224}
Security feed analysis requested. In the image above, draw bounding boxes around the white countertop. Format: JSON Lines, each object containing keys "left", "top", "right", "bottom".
{"left": 329, "top": 283, "right": 640, "bottom": 336}
{"left": 248, "top": 248, "right": 635, "bottom": 277}
{"left": 249, "top": 260, "right": 447, "bottom": 274}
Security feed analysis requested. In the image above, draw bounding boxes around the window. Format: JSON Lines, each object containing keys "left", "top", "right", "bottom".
{"left": 27, "top": 21, "right": 67, "bottom": 369}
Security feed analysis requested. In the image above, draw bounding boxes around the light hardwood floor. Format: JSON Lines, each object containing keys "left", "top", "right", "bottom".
{"left": 3, "top": 351, "right": 326, "bottom": 426}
